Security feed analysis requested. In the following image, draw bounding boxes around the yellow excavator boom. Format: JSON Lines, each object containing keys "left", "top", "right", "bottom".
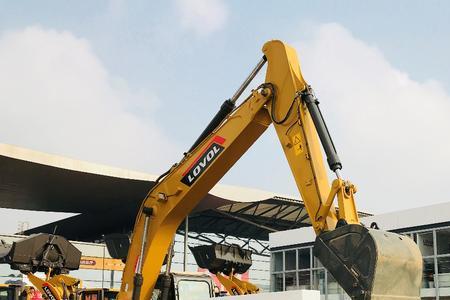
{"left": 118, "top": 40, "right": 422, "bottom": 300}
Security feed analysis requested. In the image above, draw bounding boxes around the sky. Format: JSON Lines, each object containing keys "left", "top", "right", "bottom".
{"left": 0, "top": 0, "right": 449, "bottom": 233}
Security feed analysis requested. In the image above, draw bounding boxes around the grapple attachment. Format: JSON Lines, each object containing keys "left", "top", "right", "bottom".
{"left": 0, "top": 233, "right": 81, "bottom": 274}
{"left": 190, "top": 244, "right": 252, "bottom": 275}
{"left": 313, "top": 224, "right": 422, "bottom": 300}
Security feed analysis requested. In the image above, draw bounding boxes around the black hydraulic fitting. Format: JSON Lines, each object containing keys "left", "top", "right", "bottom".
{"left": 131, "top": 273, "right": 143, "bottom": 300}
{"left": 188, "top": 99, "right": 235, "bottom": 153}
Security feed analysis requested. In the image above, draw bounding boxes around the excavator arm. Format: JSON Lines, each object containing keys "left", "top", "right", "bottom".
{"left": 118, "top": 40, "right": 422, "bottom": 300}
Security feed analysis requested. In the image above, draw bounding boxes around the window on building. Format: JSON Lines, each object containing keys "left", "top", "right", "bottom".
{"left": 271, "top": 273, "right": 283, "bottom": 292}
{"left": 272, "top": 252, "right": 283, "bottom": 272}
{"left": 437, "top": 256, "right": 450, "bottom": 288}
{"left": 416, "top": 232, "right": 434, "bottom": 256}
{"left": 327, "top": 272, "right": 339, "bottom": 296}
{"left": 437, "top": 228, "right": 450, "bottom": 255}
{"left": 298, "top": 270, "right": 310, "bottom": 289}
{"left": 314, "top": 256, "right": 323, "bottom": 268}
{"left": 285, "top": 250, "right": 296, "bottom": 271}
{"left": 312, "top": 269, "right": 325, "bottom": 294}
{"left": 423, "top": 257, "right": 435, "bottom": 289}
{"left": 285, "top": 272, "right": 297, "bottom": 290}
{"left": 298, "top": 248, "right": 310, "bottom": 270}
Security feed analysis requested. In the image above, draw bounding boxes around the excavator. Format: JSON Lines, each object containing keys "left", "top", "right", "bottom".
{"left": 113, "top": 40, "right": 423, "bottom": 300}
{"left": 0, "top": 40, "right": 423, "bottom": 300}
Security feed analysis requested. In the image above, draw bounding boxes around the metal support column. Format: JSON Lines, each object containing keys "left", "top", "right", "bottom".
{"left": 434, "top": 229, "right": 439, "bottom": 300}
{"left": 110, "top": 270, "right": 114, "bottom": 289}
{"left": 183, "top": 216, "right": 189, "bottom": 271}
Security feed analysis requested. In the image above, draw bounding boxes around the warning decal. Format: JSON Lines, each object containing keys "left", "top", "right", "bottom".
{"left": 292, "top": 133, "right": 303, "bottom": 156}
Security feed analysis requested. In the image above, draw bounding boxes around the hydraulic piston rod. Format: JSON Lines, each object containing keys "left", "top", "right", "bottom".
{"left": 188, "top": 57, "right": 267, "bottom": 152}
{"left": 230, "top": 56, "right": 267, "bottom": 104}
{"left": 301, "top": 86, "right": 342, "bottom": 172}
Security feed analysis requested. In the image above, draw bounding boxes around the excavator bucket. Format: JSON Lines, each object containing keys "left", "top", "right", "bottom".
{"left": 190, "top": 244, "right": 252, "bottom": 274}
{"left": 313, "top": 224, "right": 422, "bottom": 300}
{"left": 0, "top": 233, "right": 81, "bottom": 274}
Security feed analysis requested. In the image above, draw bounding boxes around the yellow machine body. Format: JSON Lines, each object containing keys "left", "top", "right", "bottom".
{"left": 216, "top": 272, "right": 259, "bottom": 296}
{"left": 117, "top": 40, "right": 423, "bottom": 300}
{"left": 27, "top": 273, "right": 80, "bottom": 300}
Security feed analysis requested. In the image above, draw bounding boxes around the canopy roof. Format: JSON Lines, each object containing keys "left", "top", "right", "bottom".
{"left": 0, "top": 144, "right": 370, "bottom": 242}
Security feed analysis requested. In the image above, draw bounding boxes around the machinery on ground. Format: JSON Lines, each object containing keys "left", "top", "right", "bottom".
{"left": 190, "top": 244, "right": 258, "bottom": 295}
{"left": 151, "top": 272, "right": 215, "bottom": 300}
{"left": 78, "top": 288, "right": 119, "bottom": 300}
{"left": 114, "top": 40, "right": 423, "bottom": 300}
{"left": 0, "top": 234, "right": 217, "bottom": 300}
{"left": 0, "top": 234, "right": 82, "bottom": 300}
{"left": 0, "top": 284, "right": 31, "bottom": 300}
{"left": 104, "top": 235, "right": 217, "bottom": 300}
{"left": 0, "top": 284, "right": 19, "bottom": 300}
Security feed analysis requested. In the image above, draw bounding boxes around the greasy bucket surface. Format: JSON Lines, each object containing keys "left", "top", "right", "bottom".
{"left": 314, "top": 224, "right": 422, "bottom": 300}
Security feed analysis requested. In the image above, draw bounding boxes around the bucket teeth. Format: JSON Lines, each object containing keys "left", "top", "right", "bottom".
{"left": 314, "top": 224, "right": 422, "bottom": 300}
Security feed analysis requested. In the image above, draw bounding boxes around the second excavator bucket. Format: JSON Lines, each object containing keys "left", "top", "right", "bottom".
{"left": 0, "top": 233, "right": 81, "bottom": 274}
{"left": 313, "top": 224, "right": 422, "bottom": 300}
{"left": 190, "top": 244, "right": 252, "bottom": 275}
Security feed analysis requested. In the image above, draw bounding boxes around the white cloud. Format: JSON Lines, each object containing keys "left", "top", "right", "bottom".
{"left": 0, "top": 26, "right": 178, "bottom": 173}
{"left": 175, "top": 0, "right": 228, "bottom": 36}
{"left": 291, "top": 23, "right": 450, "bottom": 213}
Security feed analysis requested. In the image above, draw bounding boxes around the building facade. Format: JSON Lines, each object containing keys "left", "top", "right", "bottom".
{"left": 269, "top": 202, "right": 450, "bottom": 300}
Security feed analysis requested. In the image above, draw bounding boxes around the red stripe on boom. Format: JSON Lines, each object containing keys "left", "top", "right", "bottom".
{"left": 182, "top": 136, "right": 225, "bottom": 176}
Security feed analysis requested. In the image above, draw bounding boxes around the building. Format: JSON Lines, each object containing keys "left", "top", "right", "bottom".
{"left": 269, "top": 202, "right": 450, "bottom": 299}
